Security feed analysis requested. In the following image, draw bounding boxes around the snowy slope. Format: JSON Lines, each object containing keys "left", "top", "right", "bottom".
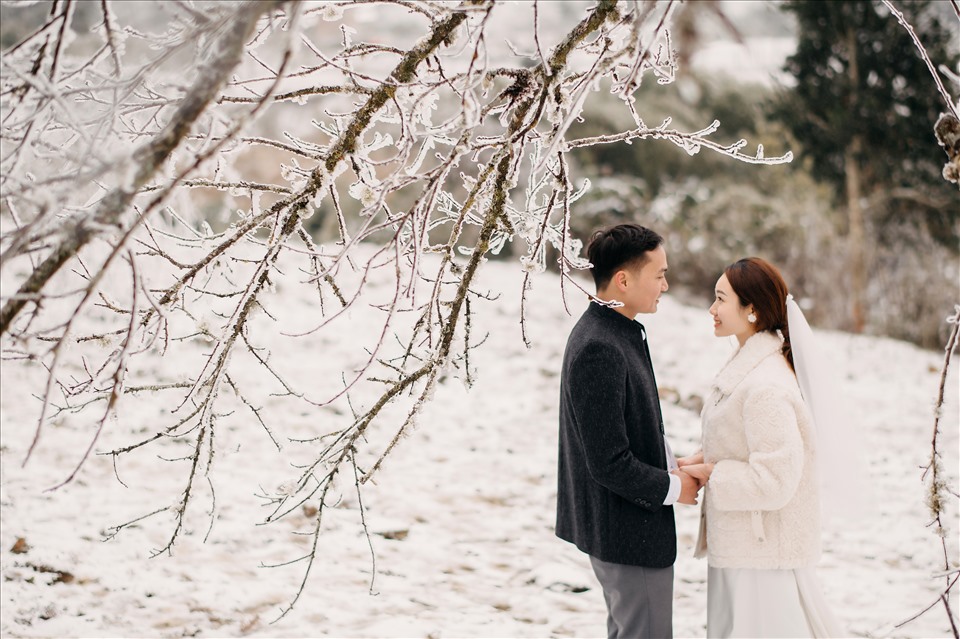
{"left": 1, "top": 248, "right": 957, "bottom": 639}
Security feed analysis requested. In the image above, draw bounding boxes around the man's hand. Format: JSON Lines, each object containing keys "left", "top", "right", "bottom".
{"left": 672, "top": 469, "right": 701, "bottom": 505}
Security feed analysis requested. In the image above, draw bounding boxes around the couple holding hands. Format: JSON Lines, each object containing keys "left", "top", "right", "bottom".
{"left": 556, "top": 223, "right": 844, "bottom": 638}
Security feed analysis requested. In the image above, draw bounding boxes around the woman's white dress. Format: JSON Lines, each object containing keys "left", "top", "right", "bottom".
{"left": 707, "top": 565, "right": 843, "bottom": 638}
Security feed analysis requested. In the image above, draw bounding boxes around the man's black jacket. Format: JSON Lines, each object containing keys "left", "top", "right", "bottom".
{"left": 555, "top": 302, "right": 676, "bottom": 567}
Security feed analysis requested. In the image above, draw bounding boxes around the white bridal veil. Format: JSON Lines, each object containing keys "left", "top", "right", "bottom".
{"left": 786, "top": 294, "right": 870, "bottom": 522}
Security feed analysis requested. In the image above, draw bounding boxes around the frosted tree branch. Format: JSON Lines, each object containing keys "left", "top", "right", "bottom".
{"left": 0, "top": 0, "right": 798, "bottom": 616}
{"left": 898, "top": 305, "right": 960, "bottom": 637}
{"left": 881, "top": 0, "right": 959, "bottom": 121}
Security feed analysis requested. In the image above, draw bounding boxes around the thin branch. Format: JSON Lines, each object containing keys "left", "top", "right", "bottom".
{"left": 881, "top": 0, "right": 960, "bottom": 121}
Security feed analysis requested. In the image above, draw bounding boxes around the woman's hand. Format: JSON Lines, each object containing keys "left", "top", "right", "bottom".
{"left": 679, "top": 462, "right": 714, "bottom": 486}
{"left": 677, "top": 451, "right": 704, "bottom": 467}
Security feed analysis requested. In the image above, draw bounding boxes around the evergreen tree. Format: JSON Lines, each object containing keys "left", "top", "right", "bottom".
{"left": 771, "top": 0, "right": 958, "bottom": 333}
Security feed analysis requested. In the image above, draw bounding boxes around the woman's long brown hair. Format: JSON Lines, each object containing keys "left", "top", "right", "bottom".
{"left": 724, "top": 257, "right": 794, "bottom": 372}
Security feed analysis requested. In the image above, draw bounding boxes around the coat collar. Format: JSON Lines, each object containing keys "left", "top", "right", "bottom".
{"left": 712, "top": 330, "right": 784, "bottom": 396}
{"left": 588, "top": 300, "right": 646, "bottom": 334}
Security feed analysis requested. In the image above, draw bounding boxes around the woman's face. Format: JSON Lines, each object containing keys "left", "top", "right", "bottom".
{"left": 709, "top": 274, "right": 756, "bottom": 346}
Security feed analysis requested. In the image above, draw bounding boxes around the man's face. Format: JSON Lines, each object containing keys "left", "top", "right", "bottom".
{"left": 625, "top": 245, "right": 669, "bottom": 315}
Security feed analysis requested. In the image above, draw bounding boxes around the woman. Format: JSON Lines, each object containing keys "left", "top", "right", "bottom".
{"left": 679, "top": 257, "right": 843, "bottom": 638}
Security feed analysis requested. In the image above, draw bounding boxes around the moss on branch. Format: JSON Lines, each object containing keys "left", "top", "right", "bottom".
{"left": 0, "top": 0, "right": 286, "bottom": 337}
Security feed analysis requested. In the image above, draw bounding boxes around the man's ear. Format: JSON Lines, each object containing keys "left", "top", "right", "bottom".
{"left": 613, "top": 269, "right": 629, "bottom": 291}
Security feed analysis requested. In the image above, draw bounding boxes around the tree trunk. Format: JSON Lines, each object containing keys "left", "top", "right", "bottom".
{"left": 846, "top": 27, "right": 866, "bottom": 334}
{"left": 845, "top": 136, "right": 866, "bottom": 333}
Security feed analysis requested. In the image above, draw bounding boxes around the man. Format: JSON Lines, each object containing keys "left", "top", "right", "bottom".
{"left": 556, "top": 223, "right": 700, "bottom": 639}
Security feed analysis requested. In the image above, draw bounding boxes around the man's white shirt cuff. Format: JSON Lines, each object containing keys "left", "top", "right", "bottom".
{"left": 663, "top": 472, "right": 681, "bottom": 505}
{"left": 663, "top": 438, "right": 680, "bottom": 505}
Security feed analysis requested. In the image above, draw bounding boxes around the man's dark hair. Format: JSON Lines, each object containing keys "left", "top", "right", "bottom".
{"left": 586, "top": 223, "right": 664, "bottom": 290}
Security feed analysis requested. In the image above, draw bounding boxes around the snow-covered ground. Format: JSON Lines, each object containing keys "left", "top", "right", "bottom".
{"left": 1, "top": 250, "right": 957, "bottom": 638}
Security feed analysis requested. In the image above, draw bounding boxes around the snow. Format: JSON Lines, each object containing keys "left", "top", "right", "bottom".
{"left": 1, "top": 249, "right": 957, "bottom": 638}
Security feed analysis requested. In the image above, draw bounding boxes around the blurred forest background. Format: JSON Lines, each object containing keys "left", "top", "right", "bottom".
{"left": 2, "top": 0, "right": 957, "bottom": 347}
{"left": 560, "top": 0, "right": 959, "bottom": 347}
{"left": 569, "top": 0, "right": 958, "bottom": 347}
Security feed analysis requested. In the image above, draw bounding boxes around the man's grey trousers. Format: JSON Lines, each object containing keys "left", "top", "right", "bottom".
{"left": 590, "top": 556, "right": 674, "bottom": 639}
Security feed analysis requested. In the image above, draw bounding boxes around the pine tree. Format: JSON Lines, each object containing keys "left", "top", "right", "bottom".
{"left": 771, "top": 0, "right": 958, "bottom": 333}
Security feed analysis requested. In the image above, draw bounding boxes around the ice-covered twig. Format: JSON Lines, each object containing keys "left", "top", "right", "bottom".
{"left": 565, "top": 121, "right": 794, "bottom": 165}
{"left": 881, "top": 0, "right": 959, "bottom": 121}
{"left": 0, "top": 0, "right": 287, "bottom": 337}
{"left": 900, "top": 304, "right": 960, "bottom": 636}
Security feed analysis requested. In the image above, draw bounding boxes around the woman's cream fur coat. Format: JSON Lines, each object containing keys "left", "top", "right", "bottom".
{"left": 694, "top": 330, "right": 821, "bottom": 569}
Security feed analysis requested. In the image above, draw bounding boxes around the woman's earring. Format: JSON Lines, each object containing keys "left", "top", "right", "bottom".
{"left": 747, "top": 312, "right": 757, "bottom": 323}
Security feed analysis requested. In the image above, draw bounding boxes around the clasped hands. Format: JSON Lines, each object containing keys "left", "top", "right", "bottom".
{"left": 672, "top": 451, "right": 714, "bottom": 505}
